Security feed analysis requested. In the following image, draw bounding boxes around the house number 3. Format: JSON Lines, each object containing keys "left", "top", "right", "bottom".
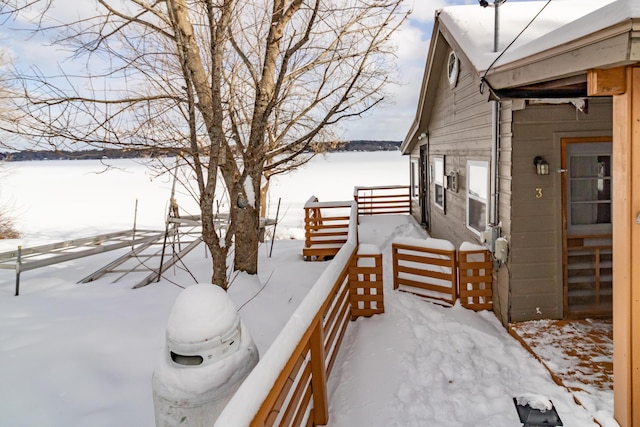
{"left": 536, "top": 188, "right": 543, "bottom": 199}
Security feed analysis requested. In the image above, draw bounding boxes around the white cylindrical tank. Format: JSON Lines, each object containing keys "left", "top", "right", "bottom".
{"left": 152, "top": 283, "right": 259, "bottom": 427}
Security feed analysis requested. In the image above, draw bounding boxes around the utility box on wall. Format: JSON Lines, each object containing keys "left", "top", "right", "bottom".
{"left": 445, "top": 171, "right": 459, "bottom": 192}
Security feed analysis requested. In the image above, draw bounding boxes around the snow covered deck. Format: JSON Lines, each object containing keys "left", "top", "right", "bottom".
{"left": 322, "top": 215, "right": 611, "bottom": 426}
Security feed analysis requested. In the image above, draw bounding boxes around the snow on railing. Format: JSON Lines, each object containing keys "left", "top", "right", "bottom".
{"left": 392, "top": 237, "right": 458, "bottom": 306}
{"left": 392, "top": 238, "right": 493, "bottom": 310}
{"left": 303, "top": 196, "right": 354, "bottom": 261}
{"left": 215, "top": 201, "right": 359, "bottom": 426}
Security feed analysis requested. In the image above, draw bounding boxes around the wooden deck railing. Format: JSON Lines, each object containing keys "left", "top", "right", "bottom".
{"left": 392, "top": 238, "right": 458, "bottom": 306}
{"left": 349, "top": 245, "right": 384, "bottom": 319}
{"left": 303, "top": 196, "right": 352, "bottom": 261}
{"left": 216, "top": 201, "right": 384, "bottom": 427}
{"left": 354, "top": 185, "right": 411, "bottom": 216}
{"left": 392, "top": 239, "right": 493, "bottom": 310}
{"left": 215, "top": 204, "right": 492, "bottom": 427}
{"left": 459, "top": 248, "right": 493, "bottom": 311}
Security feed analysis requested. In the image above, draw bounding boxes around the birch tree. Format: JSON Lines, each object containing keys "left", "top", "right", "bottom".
{"left": 0, "top": 0, "right": 407, "bottom": 286}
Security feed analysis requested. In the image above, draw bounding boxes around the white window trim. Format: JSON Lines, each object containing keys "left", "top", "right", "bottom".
{"left": 466, "top": 160, "right": 489, "bottom": 235}
{"left": 410, "top": 158, "right": 419, "bottom": 198}
{"left": 447, "top": 51, "right": 459, "bottom": 88}
{"left": 434, "top": 156, "right": 445, "bottom": 211}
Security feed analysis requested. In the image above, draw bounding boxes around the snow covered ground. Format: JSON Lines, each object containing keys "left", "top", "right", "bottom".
{"left": 328, "top": 216, "right": 608, "bottom": 427}
{"left": 0, "top": 153, "right": 614, "bottom": 426}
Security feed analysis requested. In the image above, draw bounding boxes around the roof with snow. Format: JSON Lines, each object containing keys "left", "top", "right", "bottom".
{"left": 440, "top": 0, "right": 639, "bottom": 73}
{"left": 403, "top": 0, "right": 640, "bottom": 150}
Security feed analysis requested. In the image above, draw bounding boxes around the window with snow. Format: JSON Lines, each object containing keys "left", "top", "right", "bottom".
{"left": 466, "top": 160, "right": 489, "bottom": 234}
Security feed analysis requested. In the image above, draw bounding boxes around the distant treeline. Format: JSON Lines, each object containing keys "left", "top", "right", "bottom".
{"left": 0, "top": 148, "right": 176, "bottom": 162}
{"left": 335, "top": 140, "right": 401, "bottom": 152}
{"left": 0, "top": 140, "right": 401, "bottom": 162}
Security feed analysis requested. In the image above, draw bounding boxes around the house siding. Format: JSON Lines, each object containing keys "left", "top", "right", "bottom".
{"left": 408, "top": 45, "right": 612, "bottom": 325}
{"left": 419, "top": 49, "right": 494, "bottom": 247}
{"left": 409, "top": 42, "right": 515, "bottom": 323}
{"left": 406, "top": 31, "right": 613, "bottom": 324}
{"left": 508, "top": 98, "right": 612, "bottom": 322}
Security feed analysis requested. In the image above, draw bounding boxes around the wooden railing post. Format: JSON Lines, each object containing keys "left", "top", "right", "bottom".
{"left": 349, "top": 245, "right": 385, "bottom": 319}
{"left": 310, "top": 321, "right": 328, "bottom": 425}
{"left": 458, "top": 247, "right": 493, "bottom": 311}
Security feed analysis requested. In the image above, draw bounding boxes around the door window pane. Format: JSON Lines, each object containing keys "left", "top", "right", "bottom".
{"left": 411, "top": 160, "right": 419, "bottom": 198}
{"left": 566, "top": 143, "right": 612, "bottom": 234}
{"left": 571, "top": 203, "right": 612, "bottom": 225}
{"left": 570, "top": 179, "right": 611, "bottom": 202}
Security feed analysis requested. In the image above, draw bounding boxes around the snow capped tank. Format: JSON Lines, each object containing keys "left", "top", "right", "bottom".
{"left": 152, "top": 283, "right": 259, "bottom": 427}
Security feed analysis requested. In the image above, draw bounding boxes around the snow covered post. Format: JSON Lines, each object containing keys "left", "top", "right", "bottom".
{"left": 458, "top": 241, "right": 493, "bottom": 311}
{"left": 349, "top": 243, "right": 384, "bottom": 319}
{"left": 152, "top": 284, "right": 259, "bottom": 426}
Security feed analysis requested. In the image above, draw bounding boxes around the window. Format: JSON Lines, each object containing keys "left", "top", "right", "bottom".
{"left": 566, "top": 142, "right": 612, "bottom": 235}
{"left": 467, "top": 160, "right": 489, "bottom": 234}
{"left": 447, "top": 51, "right": 459, "bottom": 87}
{"left": 410, "top": 159, "right": 419, "bottom": 198}
{"left": 434, "top": 156, "right": 445, "bottom": 210}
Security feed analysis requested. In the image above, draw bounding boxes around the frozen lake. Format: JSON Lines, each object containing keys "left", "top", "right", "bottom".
{"left": 0, "top": 151, "right": 408, "bottom": 245}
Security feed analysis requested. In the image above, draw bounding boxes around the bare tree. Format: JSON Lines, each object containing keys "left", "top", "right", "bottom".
{"left": 0, "top": 48, "right": 20, "bottom": 238}
{"left": 0, "top": 0, "right": 407, "bottom": 286}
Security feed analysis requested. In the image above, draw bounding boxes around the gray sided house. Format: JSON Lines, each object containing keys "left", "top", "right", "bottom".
{"left": 403, "top": 0, "right": 639, "bottom": 325}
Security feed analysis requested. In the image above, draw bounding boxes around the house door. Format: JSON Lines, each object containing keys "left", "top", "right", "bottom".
{"left": 562, "top": 138, "right": 613, "bottom": 318}
{"left": 419, "top": 144, "right": 430, "bottom": 229}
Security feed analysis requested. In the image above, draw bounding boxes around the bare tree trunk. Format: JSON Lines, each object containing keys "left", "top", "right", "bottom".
{"left": 168, "top": 0, "right": 234, "bottom": 288}
{"left": 231, "top": 163, "right": 263, "bottom": 274}
{"left": 233, "top": 205, "right": 260, "bottom": 274}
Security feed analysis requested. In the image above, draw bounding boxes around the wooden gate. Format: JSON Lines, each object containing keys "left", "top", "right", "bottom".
{"left": 392, "top": 239, "right": 458, "bottom": 306}
{"left": 392, "top": 239, "right": 493, "bottom": 311}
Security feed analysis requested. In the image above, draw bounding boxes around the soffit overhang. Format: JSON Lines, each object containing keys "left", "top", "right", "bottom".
{"left": 484, "top": 19, "right": 640, "bottom": 99}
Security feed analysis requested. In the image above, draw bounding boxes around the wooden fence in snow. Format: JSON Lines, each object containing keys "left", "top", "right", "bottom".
{"left": 392, "top": 239, "right": 493, "bottom": 310}
{"left": 392, "top": 239, "right": 458, "bottom": 306}
{"left": 354, "top": 185, "right": 411, "bottom": 216}
{"left": 303, "top": 197, "right": 352, "bottom": 261}
{"left": 215, "top": 202, "right": 384, "bottom": 427}
{"left": 349, "top": 245, "right": 384, "bottom": 319}
{"left": 458, "top": 248, "right": 493, "bottom": 311}
{"left": 303, "top": 186, "right": 410, "bottom": 262}
{"left": 216, "top": 202, "right": 492, "bottom": 427}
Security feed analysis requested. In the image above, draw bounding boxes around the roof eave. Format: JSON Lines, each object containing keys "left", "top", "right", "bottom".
{"left": 484, "top": 19, "right": 640, "bottom": 91}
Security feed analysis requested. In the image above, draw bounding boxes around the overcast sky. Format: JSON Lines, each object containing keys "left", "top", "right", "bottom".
{"left": 1, "top": 1, "right": 530, "bottom": 143}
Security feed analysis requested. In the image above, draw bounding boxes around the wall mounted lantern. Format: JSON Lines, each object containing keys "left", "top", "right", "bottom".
{"left": 533, "top": 156, "right": 550, "bottom": 175}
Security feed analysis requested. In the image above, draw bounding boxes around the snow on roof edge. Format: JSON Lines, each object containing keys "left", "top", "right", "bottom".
{"left": 437, "top": 0, "right": 634, "bottom": 73}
